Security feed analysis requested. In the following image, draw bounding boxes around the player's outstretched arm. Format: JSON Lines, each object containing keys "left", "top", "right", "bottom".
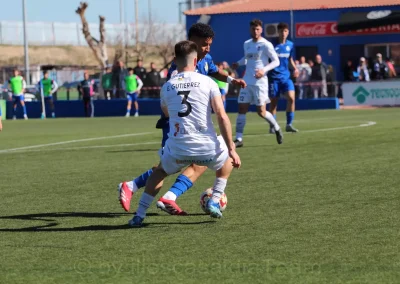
{"left": 209, "top": 70, "right": 247, "bottom": 89}
{"left": 210, "top": 83, "right": 241, "bottom": 168}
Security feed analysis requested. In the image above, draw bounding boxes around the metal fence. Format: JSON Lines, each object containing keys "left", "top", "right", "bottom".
{"left": 0, "top": 21, "right": 185, "bottom": 46}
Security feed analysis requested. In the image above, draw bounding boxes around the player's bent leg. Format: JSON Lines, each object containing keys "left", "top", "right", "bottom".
{"left": 256, "top": 105, "right": 283, "bottom": 145}
{"left": 126, "top": 99, "right": 132, "bottom": 117}
{"left": 269, "top": 81, "right": 279, "bottom": 134}
{"left": 157, "top": 164, "right": 208, "bottom": 215}
{"left": 284, "top": 90, "right": 298, "bottom": 133}
{"left": 207, "top": 151, "right": 233, "bottom": 219}
{"left": 118, "top": 166, "right": 156, "bottom": 212}
{"left": 235, "top": 103, "right": 249, "bottom": 148}
{"left": 129, "top": 164, "right": 168, "bottom": 227}
{"left": 130, "top": 148, "right": 187, "bottom": 227}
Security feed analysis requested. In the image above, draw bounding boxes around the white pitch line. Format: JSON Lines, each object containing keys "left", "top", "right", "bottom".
{"left": 0, "top": 122, "right": 377, "bottom": 155}
{"left": 245, "top": 121, "right": 376, "bottom": 137}
{"left": 1, "top": 141, "right": 161, "bottom": 154}
{"left": 0, "top": 132, "right": 155, "bottom": 154}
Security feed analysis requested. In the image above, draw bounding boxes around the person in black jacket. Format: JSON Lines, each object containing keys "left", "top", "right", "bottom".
{"left": 311, "top": 55, "right": 329, "bottom": 98}
{"left": 112, "top": 60, "right": 127, "bottom": 99}
{"left": 145, "top": 62, "right": 161, "bottom": 98}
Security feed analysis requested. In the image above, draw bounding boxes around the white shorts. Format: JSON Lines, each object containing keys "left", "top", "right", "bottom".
{"left": 161, "top": 136, "right": 229, "bottom": 175}
{"left": 238, "top": 85, "right": 270, "bottom": 106}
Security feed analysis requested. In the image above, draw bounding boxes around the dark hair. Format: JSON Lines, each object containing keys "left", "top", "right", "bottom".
{"left": 174, "top": 40, "right": 198, "bottom": 59}
{"left": 250, "top": 19, "right": 263, "bottom": 27}
{"left": 127, "top": 67, "right": 133, "bottom": 72}
{"left": 43, "top": 70, "right": 48, "bottom": 75}
{"left": 278, "top": 22, "right": 289, "bottom": 31}
{"left": 188, "top": 23, "right": 214, "bottom": 39}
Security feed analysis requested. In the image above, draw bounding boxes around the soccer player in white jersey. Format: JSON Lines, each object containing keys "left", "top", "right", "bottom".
{"left": 128, "top": 40, "right": 241, "bottom": 227}
{"left": 232, "top": 19, "right": 283, "bottom": 148}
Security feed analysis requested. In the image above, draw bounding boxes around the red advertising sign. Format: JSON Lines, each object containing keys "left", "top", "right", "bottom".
{"left": 296, "top": 22, "right": 400, "bottom": 38}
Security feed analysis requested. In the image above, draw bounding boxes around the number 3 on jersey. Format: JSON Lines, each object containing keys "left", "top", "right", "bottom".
{"left": 177, "top": 91, "right": 192, "bottom": 117}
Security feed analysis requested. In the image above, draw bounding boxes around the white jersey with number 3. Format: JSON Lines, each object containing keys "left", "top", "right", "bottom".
{"left": 160, "top": 71, "right": 221, "bottom": 156}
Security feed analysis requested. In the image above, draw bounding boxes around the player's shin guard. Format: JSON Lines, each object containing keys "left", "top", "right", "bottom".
{"left": 286, "top": 112, "right": 294, "bottom": 126}
{"left": 133, "top": 169, "right": 153, "bottom": 189}
{"left": 235, "top": 114, "right": 246, "bottom": 141}
{"left": 264, "top": 111, "right": 280, "bottom": 131}
{"left": 164, "top": 174, "right": 193, "bottom": 201}
{"left": 136, "top": 192, "right": 155, "bottom": 218}
{"left": 211, "top": 178, "right": 228, "bottom": 203}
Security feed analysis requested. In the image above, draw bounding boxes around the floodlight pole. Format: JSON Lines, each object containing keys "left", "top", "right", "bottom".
{"left": 22, "top": 0, "right": 30, "bottom": 84}
{"left": 290, "top": 0, "right": 294, "bottom": 39}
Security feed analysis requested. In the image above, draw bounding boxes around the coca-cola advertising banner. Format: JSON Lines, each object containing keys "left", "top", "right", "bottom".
{"left": 296, "top": 22, "right": 400, "bottom": 38}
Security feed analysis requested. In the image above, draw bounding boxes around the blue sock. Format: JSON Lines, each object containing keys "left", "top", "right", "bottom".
{"left": 161, "top": 119, "right": 169, "bottom": 147}
{"left": 273, "top": 114, "right": 277, "bottom": 120}
{"left": 13, "top": 106, "right": 17, "bottom": 113}
{"left": 22, "top": 105, "right": 27, "bottom": 115}
{"left": 223, "top": 99, "right": 226, "bottom": 109}
{"left": 133, "top": 169, "right": 153, "bottom": 189}
{"left": 286, "top": 112, "right": 294, "bottom": 125}
{"left": 169, "top": 174, "right": 193, "bottom": 198}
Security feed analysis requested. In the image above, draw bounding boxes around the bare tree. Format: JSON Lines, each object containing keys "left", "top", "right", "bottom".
{"left": 154, "top": 25, "right": 186, "bottom": 67}
{"left": 75, "top": 2, "right": 108, "bottom": 68}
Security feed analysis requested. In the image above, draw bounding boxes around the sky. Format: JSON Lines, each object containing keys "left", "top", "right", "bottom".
{"left": 0, "top": 0, "right": 183, "bottom": 24}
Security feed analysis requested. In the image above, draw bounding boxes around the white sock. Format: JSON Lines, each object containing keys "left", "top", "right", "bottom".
{"left": 264, "top": 111, "right": 280, "bottom": 131}
{"left": 136, "top": 192, "right": 155, "bottom": 218}
{"left": 211, "top": 178, "right": 228, "bottom": 203}
{"left": 129, "top": 180, "right": 139, "bottom": 193}
{"left": 162, "top": 191, "right": 177, "bottom": 201}
{"left": 235, "top": 114, "right": 246, "bottom": 141}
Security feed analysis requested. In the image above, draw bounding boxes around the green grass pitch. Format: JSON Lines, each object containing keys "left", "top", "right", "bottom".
{"left": 0, "top": 109, "right": 399, "bottom": 284}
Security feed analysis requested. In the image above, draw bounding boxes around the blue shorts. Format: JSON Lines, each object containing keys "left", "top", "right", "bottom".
{"left": 44, "top": 96, "right": 53, "bottom": 101}
{"left": 269, "top": 79, "right": 295, "bottom": 98}
{"left": 220, "top": 88, "right": 227, "bottom": 96}
{"left": 13, "top": 94, "right": 24, "bottom": 103}
{"left": 127, "top": 92, "right": 138, "bottom": 102}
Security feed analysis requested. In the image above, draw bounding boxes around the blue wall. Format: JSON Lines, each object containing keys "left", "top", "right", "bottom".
{"left": 6, "top": 98, "right": 339, "bottom": 119}
{"left": 186, "top": 6, "right": 400, "bottom": 81}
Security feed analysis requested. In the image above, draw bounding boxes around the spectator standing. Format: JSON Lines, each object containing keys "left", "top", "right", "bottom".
{"left": 297, "top": 56, "right": 312, "bottom": 99}
{"left": 311, "top": 54, "right": 329, "bottom": 98}
{"left": 78, "top": 71, "right": 95, "bottom": 117}
{"left": 343, "top": 60, "right": 355, "bottom": 82}
{"left": 357, "top": 57, "right": 370, "bottom": 82}
{"left": 145, "top": 62, "right": 161, "bottom": 98}
{"left": 372, "top": 53, "right": 389, "bottom": 80}
{"left": 134, "top": 59, "right": 147, "bottom": 97}
{"left": 327, "top": 65, "right": 336, "bottom": 97}
{"left": 386, "top": 58, "right": 397, "bottom": 78}
{"left": 102, "top": 66, "right": 113, "bottom": 100}
{"left": 112, "top": 60, "right": 127, "bottom": 99}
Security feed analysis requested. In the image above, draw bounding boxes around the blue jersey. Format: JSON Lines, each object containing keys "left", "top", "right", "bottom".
{"left": 268, "top": 40, "right": 294, "bottom": 81}
{"left": 167, "top": 53, "right": 218, "bottom": 80}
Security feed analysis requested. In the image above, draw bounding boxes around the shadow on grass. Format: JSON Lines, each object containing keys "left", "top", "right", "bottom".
{"left": 0, "top": 212, "right": 214, "bottom": 232}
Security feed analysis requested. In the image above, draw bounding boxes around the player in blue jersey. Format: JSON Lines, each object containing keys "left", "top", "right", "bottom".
{"left": 118, "top": 23, "right": 246, "bottom": 215}
{"left": 268, "top": 22, "right": 299, "bottom": 133}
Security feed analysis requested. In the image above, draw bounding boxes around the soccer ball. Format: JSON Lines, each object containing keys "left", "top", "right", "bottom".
{"left": 199, "top": 188, "right": 227, "bottom": 213}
